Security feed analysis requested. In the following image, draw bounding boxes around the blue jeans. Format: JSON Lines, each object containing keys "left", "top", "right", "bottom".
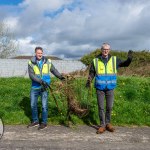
{"left": 30, "top": 88, "right": 48, "bottom": 124}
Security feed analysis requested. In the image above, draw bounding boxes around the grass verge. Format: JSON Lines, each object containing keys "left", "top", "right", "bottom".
{"left": 0, "top": 76, "right": 149, "bottom": 126}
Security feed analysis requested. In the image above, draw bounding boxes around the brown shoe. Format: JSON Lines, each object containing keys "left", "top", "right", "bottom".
{"left": 96, "top": 127, "right": 106, "bottom": 134}
{"left": 106, "top": 124, "right": 115, "bottom": 132}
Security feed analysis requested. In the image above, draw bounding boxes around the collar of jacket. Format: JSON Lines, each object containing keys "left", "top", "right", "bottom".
{"left": 96, "top": 53, "right": 112, "bottom": 63}
{"left": 30, "top": 56, "right": 48, "bottom": 65}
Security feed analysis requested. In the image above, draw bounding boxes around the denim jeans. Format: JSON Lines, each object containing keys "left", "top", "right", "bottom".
{"left": 96, "top": 89, "right": 114, "bottom": 127}
{"left": 30, "top": 88, "right": 48, "bottom": 124}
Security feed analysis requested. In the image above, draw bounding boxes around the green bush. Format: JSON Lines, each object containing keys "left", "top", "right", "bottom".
{"left": 81, "top": 49, "right": 150, "bottom": 66}
{"left": 80, "top": 49, "right": 150, "bottom": 76}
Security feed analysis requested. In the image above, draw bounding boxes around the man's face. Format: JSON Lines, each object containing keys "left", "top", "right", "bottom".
{"left": 101, "top": 45, "right": 110, "bottom": 57}
{"left": 35, "top": 49, "right": 43, "bottom": 60}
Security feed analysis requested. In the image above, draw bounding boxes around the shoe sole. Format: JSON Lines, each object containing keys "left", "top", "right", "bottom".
{"left": 38, "top": 126, "right": 47, "bottom": 130}
{"left": 27, "top": 124, "right": 39, "bottom": 128}
{"left": 106, "top": 127, "right": 115, "bottom": 132}
{"left": 96, "top": 130, "right": 105, "bottom": 134}
{"left": 106, "top": 129, "right": 115, "bottom": 132}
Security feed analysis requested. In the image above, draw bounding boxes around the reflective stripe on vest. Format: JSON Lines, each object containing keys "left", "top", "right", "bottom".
{"left": 93, "top": 56, "right": 117, "bottom": 90}
{"left": 28, "top": 59, "right": 52, "bottom": 88}
{"left": 28, "top": 59, "right": 52, "bottom": 76}
{"left": 93, "top": 56, "right": 117, "bottom": 75}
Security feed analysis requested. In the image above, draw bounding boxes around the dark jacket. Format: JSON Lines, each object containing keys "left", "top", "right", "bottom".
{"left": 87, "top": 53, "right": 132, "bottom": 82}
{"left": 28, "top": 56, "right": 63, "bottom": 84}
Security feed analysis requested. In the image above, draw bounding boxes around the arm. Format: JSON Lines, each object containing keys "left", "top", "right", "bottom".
{"left": 86, "top": 61, "right": 96, "bottom": 87}
{"left": 50, "top": 63, "right": 64, "bottom": 80}
{"left": 88, "top": 61, "right": 96, "bottom": 80}
{"left": 117, "top": 50, "right": 133, "bottom": 69}
{"left": 117, "top": 57, "right": 132, "bottom": 68}
{"left": 28, "top": 64, "right": 42, "bottom": 84}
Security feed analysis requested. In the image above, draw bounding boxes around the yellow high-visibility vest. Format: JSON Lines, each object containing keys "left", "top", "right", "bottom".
{"left": 28, "top": 59, "right": 52, "bottom": 88}
{"left": 93, "top": 56, "right": 117, "bottom": 90}
{"left": 93, "top": 56, "right": 117, "bottom": 75}
{"left": 28, "top": 59, "right": 52, "bottom": 76}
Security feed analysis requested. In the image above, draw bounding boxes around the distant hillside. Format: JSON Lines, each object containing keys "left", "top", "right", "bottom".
{"left": 12, "top": 56, "right": 62, "bottom": 60}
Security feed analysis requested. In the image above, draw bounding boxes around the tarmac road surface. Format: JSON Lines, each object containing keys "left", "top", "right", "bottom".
{"left": 0, "top": 125, "right": 150, "bottom": 150}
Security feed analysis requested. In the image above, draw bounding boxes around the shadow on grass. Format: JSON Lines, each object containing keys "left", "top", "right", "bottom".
{"left": 19, "top": 97, "right": 100, "bottom": 129}
{"left": 19, "top": 97, "right": 32, "bottom": 122}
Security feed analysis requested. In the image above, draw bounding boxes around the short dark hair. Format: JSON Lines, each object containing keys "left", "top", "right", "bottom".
{"left": 35, "top": 47, "right": 43, "bottom": 52}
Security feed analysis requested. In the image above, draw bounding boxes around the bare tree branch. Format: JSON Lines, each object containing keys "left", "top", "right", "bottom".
{"left": 0, "top": 22, "right": 18, "bottom": 58}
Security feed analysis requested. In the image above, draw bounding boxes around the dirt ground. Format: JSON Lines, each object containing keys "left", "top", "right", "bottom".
{"left": 0, "top": 125, "right": 150, "bottom": 150}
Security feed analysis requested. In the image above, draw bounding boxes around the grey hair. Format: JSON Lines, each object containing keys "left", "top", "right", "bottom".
{"left": 101, "top": 43, "right": 110, "bottom": 50}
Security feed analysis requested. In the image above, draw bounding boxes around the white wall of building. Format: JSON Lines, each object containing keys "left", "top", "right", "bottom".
{"left": 0, "top": 59, "right": 86, "bottom": 77}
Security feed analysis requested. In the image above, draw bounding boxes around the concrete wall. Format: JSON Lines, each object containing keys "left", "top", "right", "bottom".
{"left": 0, "top": 59, "right": 86, "bottom": 77}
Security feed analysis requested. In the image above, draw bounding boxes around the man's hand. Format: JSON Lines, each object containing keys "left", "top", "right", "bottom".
{"left": 61, "top": 76, "right": 66, "bottom": 81}
{"left": 128, "top": 50, "right": 133, "bottom": 59}
{"left": 86, "top": 76, "right": 92, "bottom": 88}
{"left": 85, "top": 81, "right": 91, "bottom": 88}
{"left": 41, "top": 81, "right": 49, "bottom": 89}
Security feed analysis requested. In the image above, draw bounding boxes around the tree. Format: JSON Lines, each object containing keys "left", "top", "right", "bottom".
{"left": 0, "top": 22, "right": 18, "bottom": 58}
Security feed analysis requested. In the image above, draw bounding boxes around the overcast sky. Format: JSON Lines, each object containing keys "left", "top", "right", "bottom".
{"left": 0, "top": 0, "right": 150, "bottom": 59}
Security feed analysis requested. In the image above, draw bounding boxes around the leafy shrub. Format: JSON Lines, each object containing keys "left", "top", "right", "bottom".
{"left": 80, "top": 49, "right": 150, "bottom": 76}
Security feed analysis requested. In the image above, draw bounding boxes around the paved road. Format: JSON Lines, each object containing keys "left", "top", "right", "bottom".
{"left": 0, "top": 125, "right": 150, "bottom": 150}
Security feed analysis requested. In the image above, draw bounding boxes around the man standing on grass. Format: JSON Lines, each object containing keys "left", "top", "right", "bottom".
{"left": 86, "top": 43, "right": 133, "bottom": 134}
{"left": 28, "top": 47, "right": 65, "bottom": 130}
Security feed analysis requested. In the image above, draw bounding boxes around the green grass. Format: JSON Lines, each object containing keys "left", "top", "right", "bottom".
{"left": 0, "top": 76, "right": 150, "bottom": 126}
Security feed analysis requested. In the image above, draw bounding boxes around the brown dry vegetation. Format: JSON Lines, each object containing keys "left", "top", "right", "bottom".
{"left": 50, "top": 75, "right": 89, "bottom": 124}
{"left": 118, "top": 63, "right": 150, "bottom": 77}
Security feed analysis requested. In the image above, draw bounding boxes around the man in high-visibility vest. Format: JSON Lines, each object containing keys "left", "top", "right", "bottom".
{"left": 28, "top": 47, "right": 65, "bottom": 130}
{"left": 86, "top": 43, "right": 133, "bottom": 134}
